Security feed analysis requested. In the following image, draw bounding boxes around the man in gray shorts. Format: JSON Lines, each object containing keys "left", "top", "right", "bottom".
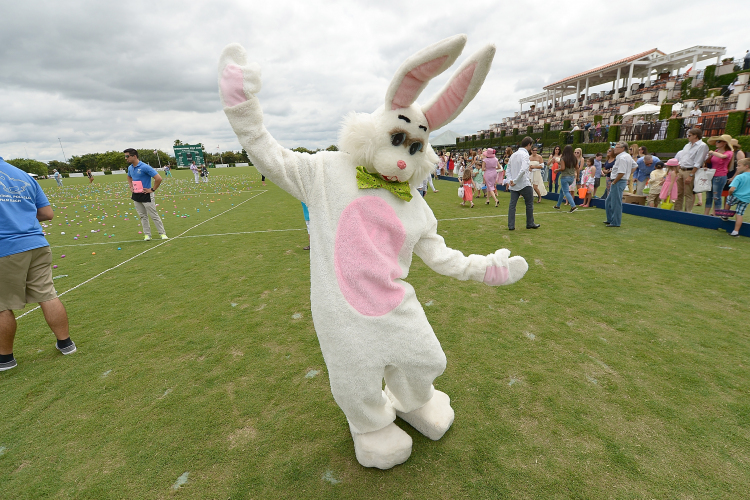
{"left": 0, "top": 156, "right": 76, "bottom": 371}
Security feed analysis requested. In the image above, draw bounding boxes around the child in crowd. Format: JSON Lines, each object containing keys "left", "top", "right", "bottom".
{"left": 461, "top": 167, "right": 474, "bottom": 208}
{"left": 580, "top": 157, "right": 596, "bottom": 207}
{"left": 646, "top": 161, "right": 667, "bottom": 207}
{"left": 472, "top": 157, "right": 485, "bottom": 198}
{"left": 723, "top": 158, "right": 750, "bottom": 237}
{"left": 457, "top": 157, "right": 465, "bottom": 180}
{"left": 659, "top": 158, "right": 680, "bottom": 207}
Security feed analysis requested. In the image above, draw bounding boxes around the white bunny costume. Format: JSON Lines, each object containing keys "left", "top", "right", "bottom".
{"left": 218, "top": 35, "right": 528, "bottom": 469}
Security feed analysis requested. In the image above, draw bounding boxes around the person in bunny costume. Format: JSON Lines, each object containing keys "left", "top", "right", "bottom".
{"left": 218, "top": 34, "right": 528, "bottom": 469}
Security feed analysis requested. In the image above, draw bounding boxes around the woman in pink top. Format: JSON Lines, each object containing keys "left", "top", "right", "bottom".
{"left": 705, "top": 135, "right": 734, "bottom": 216}
{"left": 482, "top": 148, "right": 500, "bottom": 207}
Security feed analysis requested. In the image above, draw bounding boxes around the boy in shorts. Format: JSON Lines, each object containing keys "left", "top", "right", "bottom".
{"left": 1, "top": 157, "right": 76, "bottom": 371}
{"left": 723, "top": 158, "right": 750, "bottom": 237}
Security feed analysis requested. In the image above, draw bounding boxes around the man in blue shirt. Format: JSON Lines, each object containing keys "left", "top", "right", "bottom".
{"left": 0, "top": 157, "right": 77, "bottom": 371}
{"left": 125, "top": 149, "right": 168, "bottom": 241}
{"left": 633, "top": 153, "right": 660, "bottom": 196}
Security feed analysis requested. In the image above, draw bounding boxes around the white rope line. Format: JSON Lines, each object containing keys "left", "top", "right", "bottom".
{"left": 438, "top": 208, "right": 594, "bottom": 222}
{"left": 17, "top": 190, "right": 267, "bottom": 320}
{"left": 48, "top": 189, "right": 257, "bottom": 204}
{"left": 49, "top": 228, "right": 306, "bottom": 248}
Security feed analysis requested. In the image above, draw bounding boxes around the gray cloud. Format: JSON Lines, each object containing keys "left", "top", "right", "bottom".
{"left": 1, "top": 0, "right": 747, "bottom": 162}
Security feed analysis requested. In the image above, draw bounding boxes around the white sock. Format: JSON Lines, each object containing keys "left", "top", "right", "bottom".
{"left": 731, "top": 230, "right": 739, "bottom": 236}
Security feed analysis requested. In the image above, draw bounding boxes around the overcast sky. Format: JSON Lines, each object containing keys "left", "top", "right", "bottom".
{"left": 1, "top": 0, "right": 748, "bottom": 162}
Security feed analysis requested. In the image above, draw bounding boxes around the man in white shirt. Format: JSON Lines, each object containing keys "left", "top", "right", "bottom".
{"left": 674, "top": 127, "right": 709, "bottom": 212}
{"left": 190, "top": 161, "right": 200, "bottom": 183}
{"left": 506, "top": 137, "right": 539, "bottom": 230}
{"left": 604, "top": 141, "right": 637, "bottom": 227}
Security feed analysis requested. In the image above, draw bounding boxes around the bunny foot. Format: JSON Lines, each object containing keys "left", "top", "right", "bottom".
{"left": 393, "top": 390, "right": 455, "bottom": 441}
{"left": 349, "top": 422, "right": 412, "bottom": 469}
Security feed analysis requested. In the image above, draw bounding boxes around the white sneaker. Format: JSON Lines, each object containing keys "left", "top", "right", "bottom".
{"left": 160, "top": 234, "right": 168, "bottom": 240}
{"left": 349, "top": 422, "right": 412, "bottom": 469}
{"left": 144, "top": 235, "right": 152, "bottom": 241}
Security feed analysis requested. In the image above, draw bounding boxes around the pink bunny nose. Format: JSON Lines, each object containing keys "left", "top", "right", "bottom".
{"left": 397, "top": 160, "right": 406, "bottom": 170}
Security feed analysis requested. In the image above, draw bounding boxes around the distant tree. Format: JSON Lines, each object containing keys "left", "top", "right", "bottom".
{"left": 292, "top": 146, "right": 315, "bottom": 155}
{"left": 174, "top": 139, "right": 183, "bottom": 146}
{"left": 326, "top": 145, "right": 339, "bottom": 151}
{"left": 69, "top": 154, "right": 99, "bottom": 172}
{"left": 6, "top": 158, "right": 48, "bottom": 177}
{"left": 48, "top": 160, "right": 71, "bottom": 174}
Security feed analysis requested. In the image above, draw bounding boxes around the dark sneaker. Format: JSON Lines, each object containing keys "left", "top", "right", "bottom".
{"left": 526, "top": 224, "right": 540, "bottom": 229}
{"left": 56, "top": 339, "right": 77, "bottom": 355}
{"left": 570, "top": 206, "right": 578, "bottom": 213}
{"left": 303, "top": 245, "right": 310, "bottom": 250}
{"left": 553, "top": 205, "right": 560, "bottom": 210}
{"left": 603, "top": 221, "right": 611, "bottom": 224}
{"left": 0, "top": 358, "right": 17, "bottom": 371}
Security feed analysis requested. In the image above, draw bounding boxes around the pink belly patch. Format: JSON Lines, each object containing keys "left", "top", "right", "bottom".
{"left": 334, "top": 196, "right": 407, "bottom": 316}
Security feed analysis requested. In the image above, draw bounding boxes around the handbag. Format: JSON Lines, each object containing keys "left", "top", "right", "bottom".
{"left": 693, "top": 168, "right": 715, "bottom": 193}
{"left": 457, "top": 185, "right": 464, "bottom": 198}
{"left": 659, "top": 173, "right": 676, "bottom": 210}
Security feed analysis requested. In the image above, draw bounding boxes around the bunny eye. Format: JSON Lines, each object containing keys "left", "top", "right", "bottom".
{"left": 391, "top": 133, "right": 406, "bottom": 147}
{"left": 409, "top": 142, "right": 423, "bottom": 155}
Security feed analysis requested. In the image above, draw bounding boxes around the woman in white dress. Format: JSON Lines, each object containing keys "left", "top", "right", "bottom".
{"left": 529, "top": 146, "right": 547, "bottom": 202}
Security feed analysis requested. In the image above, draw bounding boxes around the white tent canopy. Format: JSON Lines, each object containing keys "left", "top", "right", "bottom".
{"left": 623, "top": 103, "right": 661, "bottom": 116}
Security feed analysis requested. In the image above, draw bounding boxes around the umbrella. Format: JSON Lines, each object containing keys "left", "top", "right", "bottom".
{"left": 622, "top": 104, "right": 662, "bottom": 117}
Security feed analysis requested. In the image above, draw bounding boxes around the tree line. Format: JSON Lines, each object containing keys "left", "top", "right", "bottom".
{"left": 6, "top": 141, "right": 338, "bottom": 177}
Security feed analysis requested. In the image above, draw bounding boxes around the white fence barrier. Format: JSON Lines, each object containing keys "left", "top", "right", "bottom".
{"left": 92, "top": 171, "right": 105, "bottom": 176}
{"left": 69, "top": 173, "right": 84, "bottom": 177}
{"left": 235, "top": 162, "right": 249, "bottom": 167}
{"left": 111, "top": 170, "right": 126, "bottom": 175}
{"left": 215, "top": 164, "right": 229, "bottom": 168}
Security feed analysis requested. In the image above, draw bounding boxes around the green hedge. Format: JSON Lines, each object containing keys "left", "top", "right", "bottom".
{"left": 593, "top": 114, "right": 603, "bottom": 125}
{"left": 726, "top": 111, "right": 747, "bottom": 137}
{"left": 608, "top": 125, "right": 620, "bottom": 142}
{"left": 563, "top": 119, "right": 571, "bottom": 131}
{"left": 573, "top": 130, "right": 584, "bottom": 143}
{"left": 559, "top": 131, "right": 568, "bottom": 146}
{"left": 659, "top": 103, "right": 672, "bottom": 120}
{"left": 666, "top": 118, "right": 683, "bottom": 140}
{"left": 512, "top": 128, "right": 519, "bottom": 136}
{"left": 680, "top": 77, "right": 693, "bottom": 92}
{"left": 543, "top": 123, "right": 551, "bottom": 133}
{"left": 526, "top": 126, "right": 533, "bottom": 136}
{"left": 500, "top": 130, "right": 506, "bottom": 137}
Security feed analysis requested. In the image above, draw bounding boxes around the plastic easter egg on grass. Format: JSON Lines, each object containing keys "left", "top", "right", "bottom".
{"left": 53, "top": 265, "right": 58, "bottom": 269}
{"left": 117, "top": 247, "right": 121, "bottom": 250}
{"left": 61, "top": 255, "right": 66, "bottom": 258}
{"left": 92, "top": 252, "right": 96, "bottom": 255}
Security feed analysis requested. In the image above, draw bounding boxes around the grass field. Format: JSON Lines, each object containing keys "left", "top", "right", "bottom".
{"left": 1, "top": 167, "right": 749, "bottom": 499}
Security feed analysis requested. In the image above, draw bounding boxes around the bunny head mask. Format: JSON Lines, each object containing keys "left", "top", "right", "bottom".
{"left": 338, "top": 35, "right": 495, "bottom": 186}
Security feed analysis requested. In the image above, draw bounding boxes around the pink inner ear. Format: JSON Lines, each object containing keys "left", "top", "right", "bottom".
{"left": 424, "top": 62, "right": 477, "bottom": 130}
{"left": 391, "top": 56, "right": 448, "bottom": 110}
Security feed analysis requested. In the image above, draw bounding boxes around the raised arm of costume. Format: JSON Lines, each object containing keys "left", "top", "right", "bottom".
{"left": 413, "top": 205, "right": 527, "bottom": 286}
{"left": 219, "top": 43, "right": 315, "bottom": 202}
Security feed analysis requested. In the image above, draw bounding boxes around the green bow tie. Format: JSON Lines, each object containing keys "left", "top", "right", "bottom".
{"left": 355, "top": 166, "right": 413, "bottom": 202}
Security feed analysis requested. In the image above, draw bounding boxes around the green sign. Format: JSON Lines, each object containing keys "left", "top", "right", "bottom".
{"left": 173, "top": 144, "right": 205, "bottom": 167}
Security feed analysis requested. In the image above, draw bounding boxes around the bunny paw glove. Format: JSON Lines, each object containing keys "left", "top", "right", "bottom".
{"left": 218, "top": 43, "right": 262, "bottom": 108}
{"left": 483, "top": 249, "right": 528, "bottom": 286}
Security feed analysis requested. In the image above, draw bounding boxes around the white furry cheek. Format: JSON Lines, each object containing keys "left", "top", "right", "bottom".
{"left": 372, "top": 149, "right": 413, "bottom": 182}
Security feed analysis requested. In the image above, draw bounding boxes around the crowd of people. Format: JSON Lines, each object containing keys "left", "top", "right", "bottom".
{"left": 436, "top": 128, "right": 749, "bottom": 236}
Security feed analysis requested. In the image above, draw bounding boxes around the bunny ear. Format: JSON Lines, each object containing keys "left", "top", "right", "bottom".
{"left": 421, "top": 44, "right": 496, "bottom": 131}
{"left": 385, "top": 34, "right": 467, "bottom": 111}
